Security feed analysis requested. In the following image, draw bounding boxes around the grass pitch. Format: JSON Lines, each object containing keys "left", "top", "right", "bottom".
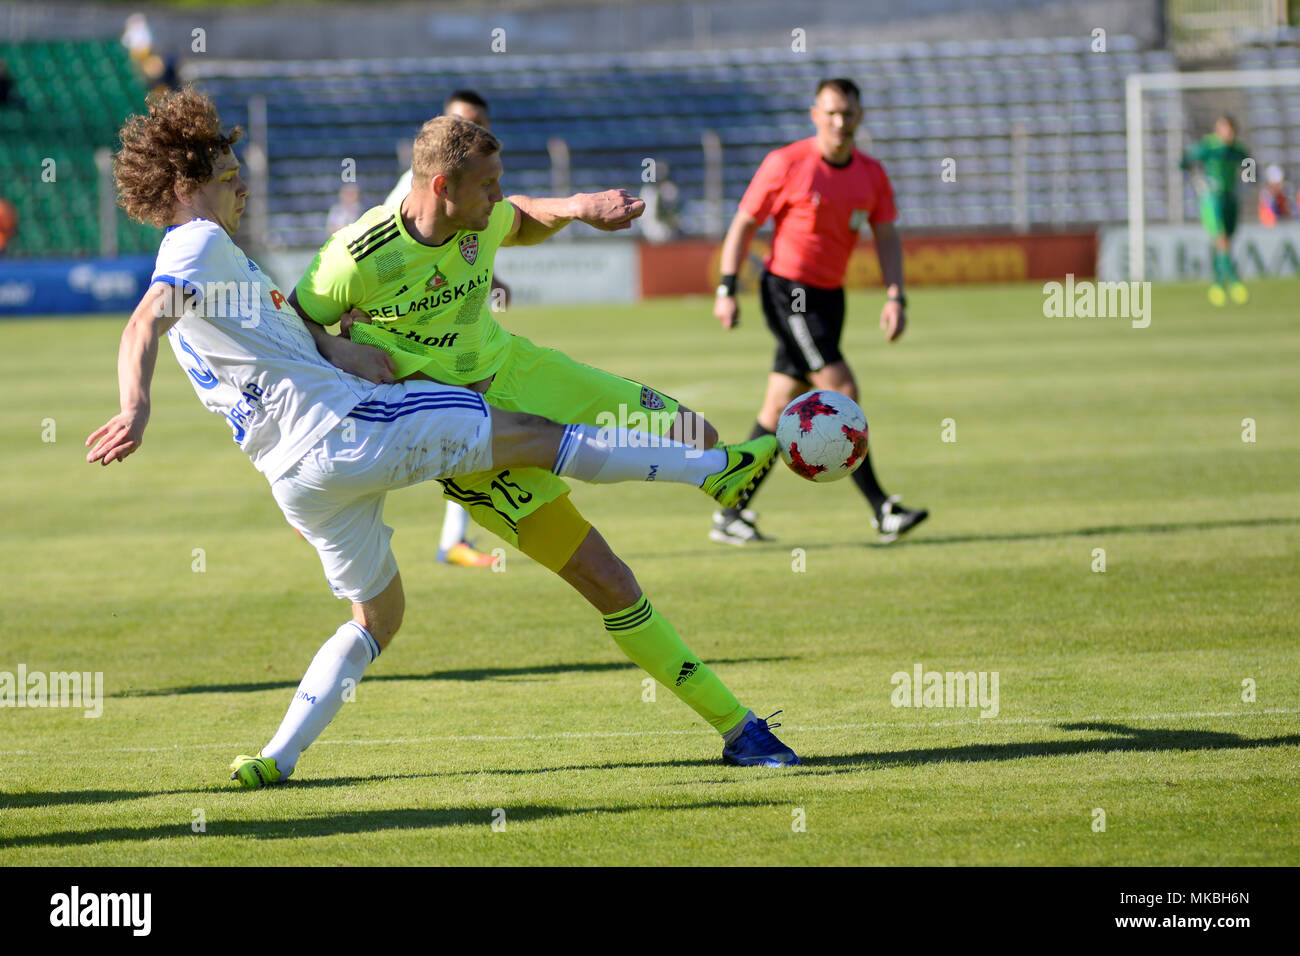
{"left": 1, "top": 279, "right": 1297, "bottom": 866}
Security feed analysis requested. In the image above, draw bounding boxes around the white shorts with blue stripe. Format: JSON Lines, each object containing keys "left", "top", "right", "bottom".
{"left": 271, "top": 381, "right": 493, "bottom": 603}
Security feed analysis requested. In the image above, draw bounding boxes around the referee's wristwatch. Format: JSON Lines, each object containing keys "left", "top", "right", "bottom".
{"left": 887, "top": 293, "right": 907, "bottom": 308}
{"left": 716, "top": 274, "right": 738, "bottom": 298}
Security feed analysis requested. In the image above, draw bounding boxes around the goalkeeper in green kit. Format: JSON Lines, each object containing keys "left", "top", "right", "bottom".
{"left": 1181, "top": 115, "right": 1251, "bottom": 305}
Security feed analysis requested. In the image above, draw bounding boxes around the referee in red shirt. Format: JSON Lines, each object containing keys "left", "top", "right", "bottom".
{"left": 711, "top": 77, "right": 927, "bottom": 545}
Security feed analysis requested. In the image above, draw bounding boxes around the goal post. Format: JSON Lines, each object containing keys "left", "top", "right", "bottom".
{"left": 1125, "top": 67, "right": 1300, "bottom": 280}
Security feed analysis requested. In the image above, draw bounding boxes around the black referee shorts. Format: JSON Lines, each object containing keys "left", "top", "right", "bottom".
{"left": 759, "top": 271, "right": 846, "bottom": 379}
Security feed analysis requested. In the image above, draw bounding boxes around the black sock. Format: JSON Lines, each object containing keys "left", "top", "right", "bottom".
{"left": 851, "top": 450, "right": 889, "bottom": 514}
{"left": 720, "top": 421, "right": 776, "bottom": 520}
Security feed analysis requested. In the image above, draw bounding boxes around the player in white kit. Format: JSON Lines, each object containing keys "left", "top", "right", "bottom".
{"left": 86, "top": 89, "right": 800, "bottom": 787}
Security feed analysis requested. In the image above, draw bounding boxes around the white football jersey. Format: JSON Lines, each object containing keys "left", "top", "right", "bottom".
{"left": 152, "top": 218, "right": 370, "bottom": 481}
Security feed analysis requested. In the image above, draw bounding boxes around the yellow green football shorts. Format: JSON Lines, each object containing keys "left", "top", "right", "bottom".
{"left": 437, "top": 333, "right": 681, "bottom": 548}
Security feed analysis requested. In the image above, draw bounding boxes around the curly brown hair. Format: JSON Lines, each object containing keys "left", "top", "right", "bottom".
{"left": 114, "top": 86, "right": 242, "bottom": 228}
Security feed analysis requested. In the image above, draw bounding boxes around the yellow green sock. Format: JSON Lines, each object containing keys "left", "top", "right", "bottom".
{"left": 603, "top": 596, "right": 749, "bottom": 735}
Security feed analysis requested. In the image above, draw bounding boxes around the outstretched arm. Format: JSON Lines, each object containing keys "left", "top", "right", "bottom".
{"left": 85, "top": 283, "right": 182, "bottom": 466}
{"left": 502, "top": 190, "right": 645, "bottom": 246}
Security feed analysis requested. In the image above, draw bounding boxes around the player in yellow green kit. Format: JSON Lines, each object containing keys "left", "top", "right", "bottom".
{"left": 289, "top": 115, "right": 797, "bottom": 766}
{"left": 388, "top": 89, "right": 503, "bottom": 568}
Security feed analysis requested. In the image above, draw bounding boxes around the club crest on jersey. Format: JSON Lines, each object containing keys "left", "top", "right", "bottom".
{"left": 639, "top": 386, "right": 666, "bottom": 411}
{"left": 426, "top": 265, "right": 447, "bottom": 290}
{"left": 459, "top": 234, "right": 478, "bottom": 265}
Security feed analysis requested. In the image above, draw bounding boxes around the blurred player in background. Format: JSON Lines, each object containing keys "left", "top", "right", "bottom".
{"left": 1181, "top": 114, "right": 1251, "bottom": 305}
{"left": 90, "top": 89, "right": 802, "bottom": 785}
{"left": 326, "top": 183, "right": 363, "bottom": 237}
{"left": 1258, "top": 163, "right": 1292, "bottom": 226}
{"left": 120, "top": 11, "right": 177, "bottom": 92}
{"left": 385, "top": 89, "right": 509, "bottom": 567}
{"left": 712, "top": 77, "right": 927, "bottom": 545}
{"left": 638, "top": 159, "right": 680, "bottom": 242}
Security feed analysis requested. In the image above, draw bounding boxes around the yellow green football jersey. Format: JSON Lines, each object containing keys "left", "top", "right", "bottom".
{"left": 294, "top": 200, "right": 516, "bottom": 383}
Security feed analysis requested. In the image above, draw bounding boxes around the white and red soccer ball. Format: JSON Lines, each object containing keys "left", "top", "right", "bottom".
{"left": 775, "top": 390, "right": 869, "bottom": 483}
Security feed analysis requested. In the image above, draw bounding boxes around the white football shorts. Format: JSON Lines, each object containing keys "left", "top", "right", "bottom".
{"left": 271, "top": 380, "right": 494, "bottom": 602}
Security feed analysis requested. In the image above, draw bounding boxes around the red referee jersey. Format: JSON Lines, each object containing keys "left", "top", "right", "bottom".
{"left": 739, "top": 137, "right": 897, "bottom": 290}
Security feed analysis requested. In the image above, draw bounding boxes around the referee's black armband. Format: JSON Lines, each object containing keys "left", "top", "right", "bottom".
{"left": 717, "top": 274, "right": 738, "bottom": 296}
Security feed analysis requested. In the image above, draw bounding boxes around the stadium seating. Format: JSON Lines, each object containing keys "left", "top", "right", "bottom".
{"left": 187, "top": 35, "right": 1182, "bottom": 245}
{"left": 11, "top": 33, "right": 1299, "bottom": 253}
{"left": 0, "top": 39, "right": 157, "bottom": 257}
{"left": 1236, "top": 44, "right": 1300, "bottom": 197}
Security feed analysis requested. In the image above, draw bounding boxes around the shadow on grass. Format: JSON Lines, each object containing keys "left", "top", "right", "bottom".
{"left": 112, "top": 656, "right": 796, "bottom": 699}
{"left": 1, "top": 787, "right": 222, "bottom": 809}
{"left": 8, "top": 722, "right": 1295, "bottom": 829}
{"left": 872, "top": 515, "right": 1300, "bottom": 550}
{"left": 0, "top": 753, "right": 736, "bottom": 814}
{"left": 620, "top": 515, "right": 1300, "bottom": 560}
{"left": 807, "top": 722, "right": 1300, "bottom": 772}
{"left": 0, "top": 798, "right": 777, "bottom": 849}
{"left": 0, "top": 773, "right": 443, "bottom": 810}
{"left": 389, "top": 721, "right": 1300, "bottom": 778}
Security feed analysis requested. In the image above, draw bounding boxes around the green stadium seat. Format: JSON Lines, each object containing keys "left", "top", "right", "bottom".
{"left": 0, "top": 37, "right": 148, "bottom": 257}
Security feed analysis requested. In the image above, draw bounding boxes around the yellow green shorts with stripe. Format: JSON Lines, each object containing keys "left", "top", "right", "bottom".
{"left": 438, "top": 333, "right": 681, "bottom": 549}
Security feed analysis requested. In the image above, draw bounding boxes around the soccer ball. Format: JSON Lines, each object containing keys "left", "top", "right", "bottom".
{"left": 775, "top": 390, "right": 869, "bottom": 483}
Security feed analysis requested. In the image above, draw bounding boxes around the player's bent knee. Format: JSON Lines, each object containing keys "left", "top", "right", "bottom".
{"left": 810, "top": 367, "right": 857, "bottom": 402}
{"left": 766, "top": 375, "right": 807, "bottom": 414}
{"left": 516, "top": 494, "right": 592, "bottom": 573}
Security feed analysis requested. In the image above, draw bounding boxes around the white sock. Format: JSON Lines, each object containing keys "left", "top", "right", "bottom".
{"left": 438, "top": 501, "right": 471, "bottom": 554}
{"left": 262, "top": 621, "right": 381, "bottom": 778}
{"left": 723, "top": 709, "right": 757, "bottom": 745}
{"left": 552, "top": 424, "right": 727, "bottom": 485}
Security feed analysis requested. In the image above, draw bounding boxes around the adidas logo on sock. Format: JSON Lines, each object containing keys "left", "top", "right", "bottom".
{"left": 675, "top": 661, "right": 699, "bottom": 686}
